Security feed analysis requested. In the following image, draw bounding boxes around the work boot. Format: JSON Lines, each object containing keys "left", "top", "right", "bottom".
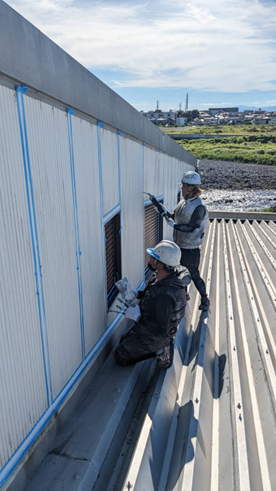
{"left": 199, "top": 295, "right": 210, "bottom": 311}
{"left": 156, "top": 339, "right": 174, "bottom": 369}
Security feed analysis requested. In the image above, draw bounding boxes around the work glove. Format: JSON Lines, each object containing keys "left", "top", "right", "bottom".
{"left": 124, "top": 304, "right": 141, "bottom": 322}
{"left": 165, "top": 217, "right": 175, "bottom": 228}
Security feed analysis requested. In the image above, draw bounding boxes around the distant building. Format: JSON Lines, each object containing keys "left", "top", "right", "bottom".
{"left": 254, "top": 117, "right": 271, "bottom": 125}
{"left": 209, "top": 107, "right": 239, "bottom": 116}
{"left": 176, "top": 117, "right": 187, "bottom": 126}
{"left": 141, "top": 109, "right": 177, "bottom": 125}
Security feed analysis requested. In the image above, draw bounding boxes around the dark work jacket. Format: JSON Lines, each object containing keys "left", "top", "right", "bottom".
{"left": 136, "top": 266, "right": 191, "bottom": 338}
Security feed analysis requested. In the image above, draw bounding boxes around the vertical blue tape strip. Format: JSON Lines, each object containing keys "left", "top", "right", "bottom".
{"left": 66, "top": 108, "right": 85, "bottom": 360}
{"left": 167, "top": 153, "right": 170, "bottom": 210}
{"left": 157, "top": 149, "right": 160, "bottom": 197}
{"left": 163, "top": 152, "right": 165, "bottom": 197}
{"left": 142, "top": 143, "right": 146, "bottom": 277}
{"left": 15, "top": 86, "right": 52, "bottom": 406}
{"left": 142, "top": 143, "right": 145, "bottom": 200}
{"left": 117, "top": 130, "right": 122, "bottom": 274}
{"left": 97, "top": 123, "right": 107, "bottom": 323}
{"left": 117, "top": 130, "right": 122, "bottom": 207}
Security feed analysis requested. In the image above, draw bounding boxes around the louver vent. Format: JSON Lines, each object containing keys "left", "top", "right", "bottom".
{"left": 105, "top": 213, "right": 121, "bottom": 307}
{"left": 144, "top": 203, "right": 162, "bottom": 270}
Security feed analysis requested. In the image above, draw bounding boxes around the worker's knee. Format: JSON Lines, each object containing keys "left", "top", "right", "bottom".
{"left": 114, "top": 345, "right": 133, "bottom": 366}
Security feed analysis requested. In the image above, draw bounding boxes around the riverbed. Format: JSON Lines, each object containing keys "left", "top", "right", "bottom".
{"left": 201, "top": 189, "right": 276, "bottom": 211}
{"left": 198, "top": 159, "right": 276, "bottom": 211}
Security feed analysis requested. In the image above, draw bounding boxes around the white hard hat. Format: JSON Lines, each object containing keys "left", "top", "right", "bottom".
{"left": 179, "top": 171, "right": 201, "bottom": 186}
{"left": 147, "top": 240, "right": 181, "bottom": 267}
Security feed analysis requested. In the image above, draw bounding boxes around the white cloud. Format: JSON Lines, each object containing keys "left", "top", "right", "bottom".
{"left": 5, "top": 0, "right": 276, "bottom": 93}
{"left": 266, "top": 100, "right": 276, "bottom": 105}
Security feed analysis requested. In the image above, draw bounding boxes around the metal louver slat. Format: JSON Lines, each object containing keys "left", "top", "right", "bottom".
{"left": 144, "top": 203, "right": 160, "bottom": 270}
{"left": 105, "top": 213, "right": 122, "bottom": 307}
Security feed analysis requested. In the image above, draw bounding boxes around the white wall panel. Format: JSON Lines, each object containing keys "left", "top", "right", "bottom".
{"left": 120, "top": 137, "right": 144, "bottom": 289}
{"left": 71, "top": 117, "right": 106, "bottom": 354}
{"left": 144, "top": 146, "right": 158, "bottom": 197}
{"left": 100, "top": 128, "right": 119, "bottom": 217}
{"left": 167, "top": 156, "right": 176, "bottom": 215}
{"left": 158, "top": 152, "right": 165, "bottom": 198}
{"left": 23, "top": 96, "right": 82, "bottom": 399}
{"left": 0, "top": 86, "right": 48, "bottom": 468}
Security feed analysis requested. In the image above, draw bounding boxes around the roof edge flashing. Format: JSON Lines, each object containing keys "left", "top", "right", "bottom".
{"left": 209, "top": 211, "right": 276, "bottom": 222}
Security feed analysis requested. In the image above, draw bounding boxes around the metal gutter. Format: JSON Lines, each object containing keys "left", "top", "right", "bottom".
{"left": 209, "top": 210, "right": 276, "bottom": 221}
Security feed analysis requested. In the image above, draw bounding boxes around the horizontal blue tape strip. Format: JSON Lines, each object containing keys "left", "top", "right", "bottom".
{"left": 103, "top": 203, "right": 120, "bottom": 224}
{"left": 144, "top": 195, "right": 164, "bottom": 206}
{"left": 144, "top": 199, "right": 152, "bottom": 206}
{"left": 97, "top": 121, "right": 104, "bottom": 128}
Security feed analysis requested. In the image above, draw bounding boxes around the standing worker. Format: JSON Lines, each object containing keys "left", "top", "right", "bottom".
{"left": 114, "top": 240, "right": 191, "bottom": 368}
{"left": 164, "top": 171, "right": 210, "bottom": 311}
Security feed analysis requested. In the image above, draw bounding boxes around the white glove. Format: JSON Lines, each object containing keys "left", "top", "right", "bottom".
{"left": 124, "top": 304, "right": 141, "bottom": 322}
{"left": 165, "top": 217, "right": 175, "bottom": 228}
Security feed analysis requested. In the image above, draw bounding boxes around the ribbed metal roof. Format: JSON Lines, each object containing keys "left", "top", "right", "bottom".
{"left": 121, "top": 214, "right": 276, "bottom": 490}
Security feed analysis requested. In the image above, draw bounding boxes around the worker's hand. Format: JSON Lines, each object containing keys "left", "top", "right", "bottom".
{"left": 124, "top": 304, "right": 141, "bottom": 322}
{"left": 165, "top": 217, "right": 175, "bottom": 228}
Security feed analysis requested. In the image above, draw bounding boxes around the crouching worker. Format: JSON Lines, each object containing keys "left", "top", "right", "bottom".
{"left": 114, "top": 240, "right": 191, "bottom": 369}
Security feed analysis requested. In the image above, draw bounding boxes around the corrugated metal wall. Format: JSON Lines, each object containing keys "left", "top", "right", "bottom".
{"left": 0, "top": 82, "right": 195, "bottom": 487}
{"left": 0, "top": 85, "right": 49, "bottom": 472}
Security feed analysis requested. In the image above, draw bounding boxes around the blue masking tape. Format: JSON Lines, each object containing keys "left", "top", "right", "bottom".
{"left": 97, "top": 123, "right": 108, "bottom": 321}
{"left": 15, "top": 86, "right": 53, "bottom": 407}
{"left": 66, "top": 108, "right": 85, "bottom": 360}
{"left": 117, "top": 132, "right": 122, "bottom": 210}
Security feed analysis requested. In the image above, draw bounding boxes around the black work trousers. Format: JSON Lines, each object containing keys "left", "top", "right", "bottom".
{"left": 114, "top": 324, "right": 170, "bottom": 366}
{"left": 180, "top": 248, "right": 207, "bottom": 299}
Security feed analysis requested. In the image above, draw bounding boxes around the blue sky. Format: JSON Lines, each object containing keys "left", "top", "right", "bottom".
{"left": 6, "top": 0, "right": 276, "bottom": 111}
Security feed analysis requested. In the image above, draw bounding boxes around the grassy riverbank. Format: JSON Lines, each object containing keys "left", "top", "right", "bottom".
{"left": 178, "top": 133, "right": 276, "bottom": 166}
{"left": 161, "top": 124, "right": 276, "bottom": 135}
